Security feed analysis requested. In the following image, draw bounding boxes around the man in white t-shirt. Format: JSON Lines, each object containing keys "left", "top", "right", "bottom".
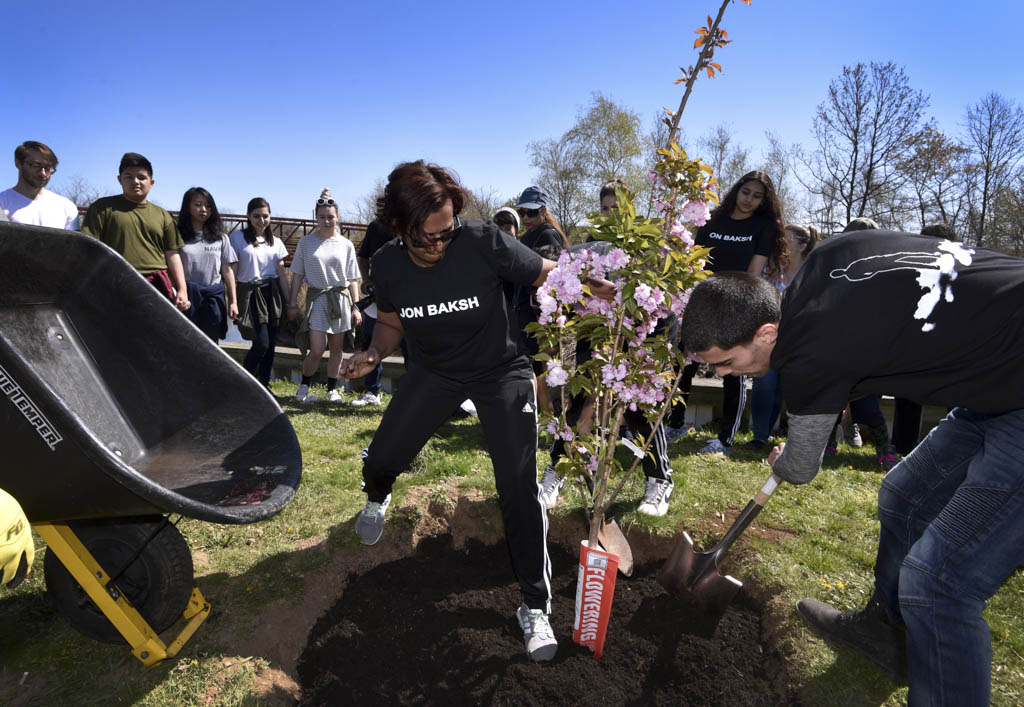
{"left": 0, "top": 141, "right": 80, "bottom": 230}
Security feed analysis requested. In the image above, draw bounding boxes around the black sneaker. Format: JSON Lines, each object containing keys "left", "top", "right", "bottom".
{"left": 795, "top": 597, "right": 908, "bottom": 683}
{"left": 744, "top": 439, "right": 768, "bottom": 451}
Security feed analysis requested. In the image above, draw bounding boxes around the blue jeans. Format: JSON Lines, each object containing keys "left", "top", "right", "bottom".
{"left": 874, "top": 407, "right": 1024, "bottom": 706}
{"left": 749, "top": 368, "right": 782, "bottom": 442}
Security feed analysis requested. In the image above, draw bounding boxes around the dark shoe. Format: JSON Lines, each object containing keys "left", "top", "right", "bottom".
{"left": 795, "top": 597, "right": 907, "bottom": 683}
{"left": 824, "top": 442, "right": 838, "bottom": 456}
{"left": 877, "top": 444, "right": 902, "bottom": 472}
{"left": 744, "top": 439, "right": 768, "bottom": 451}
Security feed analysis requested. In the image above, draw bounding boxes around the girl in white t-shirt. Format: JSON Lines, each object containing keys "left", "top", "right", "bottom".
{"left": 230, "top": 197, "right": 294, "bottom": 387}
{"left": 287, "top": 189, "right": 362, "bottom": 403}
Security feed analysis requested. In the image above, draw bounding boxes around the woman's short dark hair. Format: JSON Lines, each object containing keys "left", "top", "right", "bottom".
{"left": 179, "top": 187, "right": 223, "bottom": 243}
{"left": 243, "top": 197, "right": 274, "bottom": 246}
{"left": 118, "top": 152, "right": 153, "bottom": 176}
{"left": 376, "top": 160, "right": 467, "bottom": 238}
{"left": 599, "top": 179, "right": 628, "bottom": 204}
{"left": 680, "top": 273, "right": 781, "bottom": 353}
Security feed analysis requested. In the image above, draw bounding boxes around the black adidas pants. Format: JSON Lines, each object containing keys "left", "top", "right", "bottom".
{"left": 361, "top": 363, "right": 553, "bottom": 612}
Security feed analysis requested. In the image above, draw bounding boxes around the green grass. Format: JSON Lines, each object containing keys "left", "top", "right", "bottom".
{"left": 1, "top": 383, "right": 1022, "bottom": 705}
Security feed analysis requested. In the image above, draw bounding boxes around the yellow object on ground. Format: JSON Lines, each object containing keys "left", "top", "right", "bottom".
{"left": 0, "top": 487, "right": 34, "bottom": 588}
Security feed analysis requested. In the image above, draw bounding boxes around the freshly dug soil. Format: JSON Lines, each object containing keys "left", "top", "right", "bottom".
{"left": 298, "top": 535, "right": 795, "bottom": 706}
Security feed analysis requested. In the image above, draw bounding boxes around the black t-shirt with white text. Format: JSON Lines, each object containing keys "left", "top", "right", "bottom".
{"left": 371, "top": 219, "right": 544, "bottom": 382}
{"left": 695, "top": 213, "right": 774, "bottom": 273}
{"left": 772, "top": 230, "right": 1024, "bottom": 415}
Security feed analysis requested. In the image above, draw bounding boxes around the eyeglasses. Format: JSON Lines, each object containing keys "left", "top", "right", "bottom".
{"left": 409, "top": 216, "right": 462, "bottom": 247}
{"left": 517, "top": 208, "right": 540, "bottom": 218}
{"left": 23, "top": 160, "right": 56, "bottom": 175}
{"left": 316, "top": 197, "right": 336, "bottom": 206}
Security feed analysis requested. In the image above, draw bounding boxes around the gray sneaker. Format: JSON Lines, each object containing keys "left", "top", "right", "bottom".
{"left": 664, "top": 424, "right": 691, "bottom": 443}
{"left": 637, "top": 477, "right": 674, "bottom": 516}
{"left": 517, "top": 604, "right": 557, "bottom": 662}
{"left": 539, "top": 465, "right": 566, "bottom": 509}
{"left": 700, "top": 438, "right": 730, "bottom": 456}
{"left": 350, "top": 391, "right": 382, "bottom": 408}
{"left": 842, "top": 419, "right": 863, "bottom": 448}
{"left": 355, "top": 494, "right": 391, "bottom": 545}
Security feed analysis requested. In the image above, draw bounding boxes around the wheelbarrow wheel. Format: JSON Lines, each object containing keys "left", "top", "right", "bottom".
{"left": 43, "top": 516, "right": 194, "bottom": 644}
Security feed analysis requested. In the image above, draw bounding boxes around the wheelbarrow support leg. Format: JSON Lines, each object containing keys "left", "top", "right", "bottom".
{"left": 34, "top": 522, "right": 211, "bottom": 667}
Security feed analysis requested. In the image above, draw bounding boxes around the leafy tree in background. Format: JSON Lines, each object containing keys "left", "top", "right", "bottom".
{"left": 527, "top": 134, "right": 589, "bottom": 237}
{"left": 899, "top": 123, "right": 970, "bottom": 234}
{"left": 963, "top": 92, "right": 1024, "bottom": 248}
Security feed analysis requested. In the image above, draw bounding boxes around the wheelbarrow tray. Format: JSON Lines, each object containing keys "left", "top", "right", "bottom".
{"left": 0, "top": 222, "right": 301, "bottom": 524}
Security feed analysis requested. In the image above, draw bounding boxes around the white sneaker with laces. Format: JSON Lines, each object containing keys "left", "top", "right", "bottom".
{"left": 295, "top": 383, "right": 310, "bottom": 402}
{"left": 539, "top": 465, "right": 566, "bottom": 509}
{"left": 700, "top": 438, "right": 730, "bottom": 456}
{"left": 517, "top": 604, "right": 557, "bottom": 662}
{"left": 355, "top": 494, "right": 391, "bottom": 545}
{"left": 326, "top": 389, "right": 343, "bottom": 403}
{"left": 350, "top": 391, "right": 382, "bottom": 407}
{"left": 637, "top": 477, "right": 674, "bottom": 516}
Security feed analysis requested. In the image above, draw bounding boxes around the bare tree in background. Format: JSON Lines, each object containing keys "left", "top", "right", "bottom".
{"left": 54, "top": 175, "right": 105, "bottom": 208}
{"left": 461, "top": 186, "right": 506, "bottom": 221}
{"left": 963, "top": 92, "right": 1024, "bottom": 248}
{"left": 805, "top": 61, "right": 928, "bottom": 231}
{"left": 527, "top": 134, "right": 589, "bottom": 238}
{"left": 350, "top": 177, "right": 386, "bottom": 224}
{"left": 985, "top": 177, "right": 1024, "bottom": 255}
{"left": 697, "top": 124, "right": 749, "bottom": 198}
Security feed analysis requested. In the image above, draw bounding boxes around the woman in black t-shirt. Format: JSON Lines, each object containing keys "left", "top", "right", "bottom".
{"left": 340, "top": 161, "right": 612, "bottom": 664}
{"left": 667, "top": 171, "right": 788, "bottom": 455}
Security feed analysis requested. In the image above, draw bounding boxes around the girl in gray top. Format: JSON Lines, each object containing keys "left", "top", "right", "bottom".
{"left": 177, "top": 187, "right": 239, "bottom": 340}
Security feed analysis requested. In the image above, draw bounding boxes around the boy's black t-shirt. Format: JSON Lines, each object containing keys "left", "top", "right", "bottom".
{"left": 357, "top": 221, "right": 395, "bottom": 261}
{"left": 695, "top": 213, "right": 775, "bottom": 273}
{"left": 513, "top": 223, "right": 564, "bottom": 310}
{"left": 771, "top": 230, "right": 1024, "bottom": 416}
{"left": 371, "top": 219, "right": 543, "bottom": 382}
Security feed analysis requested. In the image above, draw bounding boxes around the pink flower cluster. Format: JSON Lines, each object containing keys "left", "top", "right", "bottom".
{"left": 681, "top": 199, "right": 711, "bottom": 227}
{"left": 536, "top": 248, "right": 628, "bottom": 325}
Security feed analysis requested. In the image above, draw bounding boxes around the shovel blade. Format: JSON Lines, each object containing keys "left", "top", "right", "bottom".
{"left": 658, "top": 531, "right": 743, "bottom": 612}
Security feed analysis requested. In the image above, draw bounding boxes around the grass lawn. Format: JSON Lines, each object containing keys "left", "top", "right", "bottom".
{"left": 1, "top": 381, "right": 1022, "bottom": 706}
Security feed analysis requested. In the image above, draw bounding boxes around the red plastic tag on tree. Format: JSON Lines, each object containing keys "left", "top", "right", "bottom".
{"left": 573, "top": 540, "right": 619, "bottom": 660}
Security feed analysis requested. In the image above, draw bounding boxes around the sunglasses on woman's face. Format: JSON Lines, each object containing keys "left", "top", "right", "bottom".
{"left": 409, "top": 216, "right": 462, "bottom": 247}
{"left": 517, "top": 208, "right": 540, "bottom": 218}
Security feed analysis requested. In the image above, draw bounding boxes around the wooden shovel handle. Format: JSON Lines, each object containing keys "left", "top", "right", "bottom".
{"left": 710, "top": 473, "right": 782, "bottom": 558}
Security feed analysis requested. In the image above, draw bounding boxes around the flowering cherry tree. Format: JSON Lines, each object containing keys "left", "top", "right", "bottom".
{"left": 529, "top": 148, "right": 716, "bottom": 550}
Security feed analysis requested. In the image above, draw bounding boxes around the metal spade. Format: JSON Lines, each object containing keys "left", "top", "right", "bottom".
{"left": 658, "top": 473, "right": 781, "bottom": 612}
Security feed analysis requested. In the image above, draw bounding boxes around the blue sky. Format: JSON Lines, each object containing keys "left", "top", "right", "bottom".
{"left": 3, "top": 0, "right": 1021, "bottom": 219}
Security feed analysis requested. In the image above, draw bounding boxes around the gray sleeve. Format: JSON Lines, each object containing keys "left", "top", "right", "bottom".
{"left": 771, "top": 412, "right": 839, "bottom": 484}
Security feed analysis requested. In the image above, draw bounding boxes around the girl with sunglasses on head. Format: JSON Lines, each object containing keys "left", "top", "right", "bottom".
{"left": 177, "top": 187, "right": 239, "bottom": 342}
{"left": 340, "top": 161, "right": 614, "bottom": 663}
{"left": 230, "top": 198, "right": 294, "bottom": 388}
{"left": 287, "top": 188, "right": 362, "bottom": 403}
{"left": 511, "top": 186, "right": 569, "bottom": 413}
{"left": 665, "top": 170, "right": 789, "bottom": 455}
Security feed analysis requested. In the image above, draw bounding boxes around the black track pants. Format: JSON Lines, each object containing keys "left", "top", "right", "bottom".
{"left": 361, "top": 365, "right": 553, "bottom": 612}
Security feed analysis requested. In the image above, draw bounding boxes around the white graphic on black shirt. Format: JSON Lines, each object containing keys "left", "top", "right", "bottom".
{"left": 829, "top": 241, "right": 975, "bottom": 332}
{"left": 399, "top": 296, "right": 480, "bottom": 319}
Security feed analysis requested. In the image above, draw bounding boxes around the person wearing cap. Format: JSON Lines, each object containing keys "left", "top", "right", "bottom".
{"left": 512, "top": 186, "right": 569, "bottom": 414}
{"left": 340, "top": 161, "right": 615, "bottom": 662}
{"left": 493, "top": 207, "right": 520, "bottom": 237}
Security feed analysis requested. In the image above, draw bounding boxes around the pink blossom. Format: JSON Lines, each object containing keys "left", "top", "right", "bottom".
{"left": 546, "top": 360, "right": 569, "bottom": 387}
{"left": 603, "top": 248, "right": 629, "bottom": 272}
{"left": 681, "top": 199, "right": 711, "bottom": 227}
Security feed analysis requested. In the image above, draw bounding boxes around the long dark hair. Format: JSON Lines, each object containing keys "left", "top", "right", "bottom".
{"left": 243, "top": 197, "right": 274, "bottom": 246}
{"left": 178, "top": 187, "right": 223, "bottom": 243}
{"left": 532, "top": 208, "right": 569, "bottom": 250}
{"left": 376, "top": 160, "right": 467, "bottom": 239}
{"left": 712, "top": 170, "right": 788, "bottom": 282}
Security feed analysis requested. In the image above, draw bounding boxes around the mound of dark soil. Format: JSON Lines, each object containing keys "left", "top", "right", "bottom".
{"left": 298, "top": 535, "right": 794, "bottom": 706}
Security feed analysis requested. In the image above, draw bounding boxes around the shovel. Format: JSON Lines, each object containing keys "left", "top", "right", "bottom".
{"left": 597, "top": 519, "right": 633, "bottom": 576}
{"left": 658, "top": 473, "right": 781, "bottom": 613}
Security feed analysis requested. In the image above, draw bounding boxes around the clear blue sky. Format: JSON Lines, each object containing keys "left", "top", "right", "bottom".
{"left": 3, "top": 0, "right": 1021, "bottom": 219}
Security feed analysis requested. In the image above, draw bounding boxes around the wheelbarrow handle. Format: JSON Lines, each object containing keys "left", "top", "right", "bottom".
{"left": 709, "top": 474, "right": 781, "bottom": 560}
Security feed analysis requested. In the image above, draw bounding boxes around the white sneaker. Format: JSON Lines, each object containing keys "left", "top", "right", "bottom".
{"left": 295, "top": 383, "right": 310, "bottom": 402}
{"left": 350, "top": 391, "right": 382, "bottom": 407}
{"left": 637, "top": 477, "right": 674, "bottom": 516}
{"left": 355, "top": 494, "right": 391, "bottom": 545}
{"left": 517, "top": 604, "right": 557, "bottom": 662}
{"left": 326, "top": 389, "right": 343, "bottom": 403}
{"left": 539, "top": 465, "right": 566, "bottom": 509}
{"left": 700, "top": 438, "right": 730, "bottom": 456}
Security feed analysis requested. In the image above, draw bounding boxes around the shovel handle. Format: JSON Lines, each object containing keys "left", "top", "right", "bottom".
{"left": 710, "top": 473, "right": 781, "bottom": 559}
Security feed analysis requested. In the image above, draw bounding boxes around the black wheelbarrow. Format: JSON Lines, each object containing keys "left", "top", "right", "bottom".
{"left": 0, "top": 221, "right": 302, "bottom": 665}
